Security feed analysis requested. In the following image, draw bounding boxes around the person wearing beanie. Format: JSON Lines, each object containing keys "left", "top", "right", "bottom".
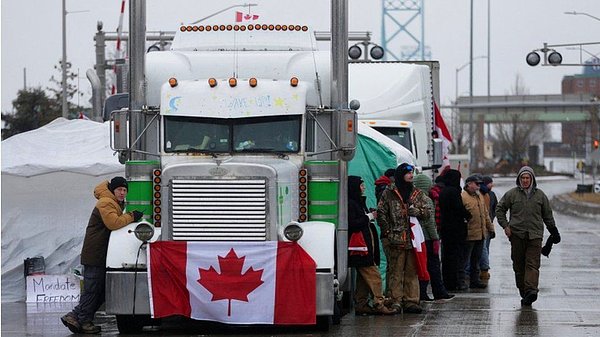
{"left": 378, "top": 163, "right": 430, "bottom": 313}
{"left": 347, "top": 176, "right": 396, "bottom": 316}
{"left": 496, "top": 166, "right": 560, "bottom": 306}
{"left": 413, "top": 174, "right": 455, "bottom": 301}
{"left": 478, "top": 176, "right": 498, "bottom": 283}
{"left": 61, "top": 177, "right": 143, "bottom": 334}
{"left": 374, "top": 168, "right": 396, "bottom": 203}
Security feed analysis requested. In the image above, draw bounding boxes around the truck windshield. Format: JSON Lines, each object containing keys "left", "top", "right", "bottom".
{"left": 372, "top": 127, "right": 412, "bottom": 152}
{"left": 164, "top": 115, "right": 301, "bottom": 153}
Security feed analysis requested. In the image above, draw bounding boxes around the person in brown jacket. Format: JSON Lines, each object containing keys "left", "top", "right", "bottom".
{"left": 61, "top": 177, "right": 143, "bottom": 334}
{"left": 460, "top": 175, "right": 494, "bottom": 289}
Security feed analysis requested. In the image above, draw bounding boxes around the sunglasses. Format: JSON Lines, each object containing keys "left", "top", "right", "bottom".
{"left": 404, "top": 165, "right": 414, "bottom": 172}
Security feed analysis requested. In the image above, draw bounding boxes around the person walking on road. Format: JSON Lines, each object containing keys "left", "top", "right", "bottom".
{"left": 413, "top": 174, "right": 455, "bottom": 301}
{"left": 378, "top": 163, "right": 430, "bottom": 313}
{"left": 461, "top": 175, "right": 494, "bottom": 289}
{"left": 61, "top": 177, "right": 143, "bottom": 334}
{"left": 496, "top": 166, "right": 561, "bottom": 306}
{"left": 347, "top": 176, "right": 396, "bottom": 315}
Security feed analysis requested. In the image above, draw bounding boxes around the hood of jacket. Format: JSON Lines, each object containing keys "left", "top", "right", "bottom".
{"left": 516, "top": 166, "right": 537, "bottom": 189}
{"left": 444, "top": 169, "right": 462, "bottom": 188}
{"left": 348, "top": 175, "right": 364, "bottom": 203}
{"left": 94, "top": 180, "right": 119, "bottom": 203}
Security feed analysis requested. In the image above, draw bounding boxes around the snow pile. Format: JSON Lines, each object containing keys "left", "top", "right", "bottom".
{"left": 1, "top": 118, "right": 124, "bottom": 302}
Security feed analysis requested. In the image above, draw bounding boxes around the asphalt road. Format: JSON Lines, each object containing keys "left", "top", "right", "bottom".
{"left": 2, "top": 176, "right": 599, "bottom": 336}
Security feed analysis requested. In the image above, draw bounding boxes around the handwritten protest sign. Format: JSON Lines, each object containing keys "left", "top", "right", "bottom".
{"left": 26, "top": 274, "right": 80, "bottom": 303}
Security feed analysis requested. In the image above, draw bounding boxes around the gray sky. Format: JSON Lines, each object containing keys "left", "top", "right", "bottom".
{"left": 2, "top": 0, "right": 599, "bottom": 113}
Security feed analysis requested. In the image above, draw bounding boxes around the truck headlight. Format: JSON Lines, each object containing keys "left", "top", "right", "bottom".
{"left": 133, "top": 223, "right": 155, "bottom": 242}
{"left": 284, "top": 223, "right": 303, "bottom": 241}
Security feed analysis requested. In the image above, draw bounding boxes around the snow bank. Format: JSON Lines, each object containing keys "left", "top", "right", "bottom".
{"left": 1, "top": 118, "right": 124, "bottom": 302}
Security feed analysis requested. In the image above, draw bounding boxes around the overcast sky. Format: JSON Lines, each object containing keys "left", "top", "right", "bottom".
{"left": 2, "top": 0, "right": 599, "bottom": 114}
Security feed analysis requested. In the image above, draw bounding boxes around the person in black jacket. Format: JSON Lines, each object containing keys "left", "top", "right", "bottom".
{"left": 348, "top": 175, "right": 395, "bottom": 315}
{"left": 438, "top": 169, "right": 471, "bottom": 290}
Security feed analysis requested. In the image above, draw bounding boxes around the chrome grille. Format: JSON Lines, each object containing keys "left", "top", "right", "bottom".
{"left": 171, "top": 178, "right": 267, "bottom": 241}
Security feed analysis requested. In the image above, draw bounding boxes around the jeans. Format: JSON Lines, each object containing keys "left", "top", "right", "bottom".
{"left": 71, "top": 265, "right": 106, "bottom": 323}
{"left": 460, "top": 240, "right": 484, "bottom": 284}
{"left": 479, "top": 235, "right": 491, "bottom": 271}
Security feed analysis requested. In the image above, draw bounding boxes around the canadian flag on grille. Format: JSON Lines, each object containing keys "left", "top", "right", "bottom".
{"left": 148, "top": 241, "right": 316, "bottom": 325}
{"left": 235, "top": 11, "right": 259, "bottom": 22}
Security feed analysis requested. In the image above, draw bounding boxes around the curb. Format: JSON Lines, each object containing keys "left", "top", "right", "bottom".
{"left": 551, "top": 193, "right": 600, "bottom": 219}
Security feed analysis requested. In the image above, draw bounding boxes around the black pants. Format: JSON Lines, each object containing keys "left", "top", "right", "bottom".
{"left": 424, "top": 240, "right": 449, "bottom": 298}
{"left": 460, "top": 240, "right": 484, "bottom": 284}
{"left": 71, "top": 265, "right": 106, "bottom": 323}
{"left": 441, "top": 238, "right": 464, "bottom": 290}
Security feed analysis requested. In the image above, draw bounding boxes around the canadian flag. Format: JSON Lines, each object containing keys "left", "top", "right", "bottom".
{"left": 235, "top": 11, "right": 260, "bottom": 22}
{"left": 148, "top": 241, "right": 316, "bottom": 325}
{"left": 434, "top": 101, "right": 452, "bottom": 169}
{"left": 410, "top": 216, "right": 430, "bottom": 281}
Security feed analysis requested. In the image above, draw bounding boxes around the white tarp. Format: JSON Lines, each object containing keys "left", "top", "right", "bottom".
{"left": 1, "top": 118, "right": 124, "bottom": 302}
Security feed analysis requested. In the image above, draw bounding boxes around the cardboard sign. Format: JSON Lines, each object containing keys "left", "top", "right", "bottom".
{"left": 26, "top": 274, "right": 80, "bottom": 303}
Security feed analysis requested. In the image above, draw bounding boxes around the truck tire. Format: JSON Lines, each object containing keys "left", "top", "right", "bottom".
{"left": 116, "top": 314, "right": 150, "bottom": 334}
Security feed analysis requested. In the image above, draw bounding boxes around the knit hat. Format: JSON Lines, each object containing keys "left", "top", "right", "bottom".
{"left": 482, "top": 176, "right": 493, "bottom": 185}
{"left": 394, "top": 163, "right": 414, "bottom": 183}
{"left": 109, "top": 176, "right": 128, "bottom": 193}
{"left": 384, "top": 168, "right": 396, "bottom": 178}
{"left": 413, "top": 174, "right": 433, "bottom": 192}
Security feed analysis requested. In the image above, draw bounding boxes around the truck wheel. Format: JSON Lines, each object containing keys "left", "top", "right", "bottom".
{"left": 116, "top": 314, "right": 150, "bottom": 334}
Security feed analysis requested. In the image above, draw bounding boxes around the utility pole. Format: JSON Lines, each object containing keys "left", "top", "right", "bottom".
{"left": 61, "top": 0, "right": 68, "bottom": 118}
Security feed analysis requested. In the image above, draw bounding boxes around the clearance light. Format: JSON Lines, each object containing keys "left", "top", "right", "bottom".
{"left": 298, "top": 168, "right": 308, "bottom": 222}
{"left": 290, "top": 77, "right": 299, "bottom": 87}
{"left": 299, "top": 169, "right": 307, "bottom": 177}
{"left": 220, "top": 25, "right": 226, "bottom": 31}
{"left": 299, "top": 191, "right": 307, "bottom": 199}
{"left": 226, "top": 24, "right": 233, "bottom": 31}
{"left": 212, "top": 25, "right": 219, "bottom": 31}
{"left": 240, "top": 25, "right": 247, "bottom": 31}
{"left": 180, "top": 26, "right": 186, "bottom": 32}
{"left": 154, "top": 185, "right": 161, "bottom": 191}
{"left": 282, "top": 25, "right": 288, "bottom": 31}
{"left": 154, "top": 214, "right": 161, "bottom": 221}
{"left": 168, "top": 78, "right": 178, "bottom": 88}
{"left": 347, "top": 119, "right": 354, "bottom": 132}
{"left": 154, "top": 221, "right": 161, "bottom": 227}
{"left": 154, "top": 199, "right": 161, "bottom": 206}
{"left": 275, "top": 24, "right": 282, "bottom": 30}
{"left": 299, "top": 184, "right": 307, "bottom": 191}
{"left": 192, "top": 26, "right": 199, "bottom": 32}
{"left": 154, "top": 207, "right": 161, "bottom": 214}
{"left": 198, "top": 25, "right": 205, "bottom": 32}
{"left": 262, "top": 24, "right": 268, "bottom": 30}
{"left": 233, "top": 25, "right": 240, "bottom": 31}
{"left": 299, "top": 214, "right": 307, "bottom": 222}
{"left": 255, "top": 24, "right": 261, "bottom": 30}
{"left": 153, "top": 176, "right": 161, "bottom": 184}
{"left": 268, "top": 24, "right": 275, "bottom": 30}
{"left": 249, "top": 78, "right": 258, "bottom": 87}
{"left": 206, "top": 25, "right": 212, "bottom": 31}
{"left": 208, "top": 78, "right": 218, "bottom": 87}
{"left": 229, "top": 78, "right": 237, "bottom": 87}
{"left": 299, "top": 176, "right": 307, "bottom": 184}
{"left": 154, "top": 191, "right": 161, "bottom": 199}
{"left": 153, "top": 169, "right": 161, "bottom": 176}
{"left": 302, "top": 26, "right": 308, "bottom": 31}
{"left": 186, "top": 25, "right": 193, "bottom": 32}
{"left": 247, "top": 25, "right": 254, "bottom": 30}
{"left": 300, "top": 199, "right": 307, "bottom": 206}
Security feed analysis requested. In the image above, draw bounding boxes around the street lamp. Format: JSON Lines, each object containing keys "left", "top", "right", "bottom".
{"left": 61, "top": 0, "right": 88, "bottom": 119}
{"left": 527, "top": 42, "right": 600, "bottom": 67}
{"left": 564, "top": 11, "right": 600, "bottom": 22}
{"left": 455, "top": 56, "right": 487, "bottom": 100}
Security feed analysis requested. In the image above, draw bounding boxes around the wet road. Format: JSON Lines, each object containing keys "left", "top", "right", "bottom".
{"left": 2, "top": 176, "right": 599, "bottom": 336}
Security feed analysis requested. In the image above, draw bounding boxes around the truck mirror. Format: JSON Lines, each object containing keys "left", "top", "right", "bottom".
{"left": 111, "top": 109, "right": 129, "bottom": 153}
{"left": 339, "top": 109, "right": 357, "bottom": 161}
{"left": 431, "top": 138, "right": 443, "bottom": 169}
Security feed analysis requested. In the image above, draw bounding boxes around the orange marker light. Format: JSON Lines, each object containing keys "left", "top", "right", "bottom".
{"left": 290, "top": 77, "right": 299, "bottom": 87}
{"left": 168, "top": 78, "right": 178, "bottom": 87}
{"left": 208, "top": 78, "right": 217, "bottom": 87}
{"left": 347, "top": 120, "right": 354, "bottom": 132}
{"left": 229, "top": 78, "right": 237, "bottom": 87}
{"left": 249, "top": 78, "right": 258, "bottom": 87}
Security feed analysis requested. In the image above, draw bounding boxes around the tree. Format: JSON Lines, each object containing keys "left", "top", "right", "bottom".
{"left": 1, "top": 87, "right": 60, "bottom": 140}
{"left": 47, "top": 60, "right": 85, "bottom": 118}
{"left": 493, "top": 74, "right": 548, "bottom": 165}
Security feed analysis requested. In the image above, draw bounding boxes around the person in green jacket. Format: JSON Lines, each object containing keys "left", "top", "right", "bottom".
{"left": 496, "top": 166, "right": 561, "bottom": 306}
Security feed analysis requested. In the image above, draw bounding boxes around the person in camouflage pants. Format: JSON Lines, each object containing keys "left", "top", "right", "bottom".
{"left": 377, "top": 163, "right": 431, "bottom": 314}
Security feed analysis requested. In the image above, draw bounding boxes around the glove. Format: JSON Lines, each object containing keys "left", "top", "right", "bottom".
{"left": 132, "top": 210, "right": 144, "bottom": 222}
{"left": 407, "top": 206, "right": 419, "bottom": 217}
{"left": 541, "top": 237, "right": 553, "bottom": 257}
{"left": 432, "top": 240, "right": 441, "bottom": 255}
{"left": 489, "top": 231, "right": 496, "bottom": 239}
{"left": 548, "top": 227, "right": 561, "bottom": 244}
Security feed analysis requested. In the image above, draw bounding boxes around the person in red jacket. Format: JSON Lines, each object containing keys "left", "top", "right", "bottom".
{"left": 61, "top": 177, "right": 143, "bottom": 334}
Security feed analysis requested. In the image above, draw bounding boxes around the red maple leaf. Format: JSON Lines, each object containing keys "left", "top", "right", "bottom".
{"left": 197, "top": 248, "right": 264, "bottom": 316}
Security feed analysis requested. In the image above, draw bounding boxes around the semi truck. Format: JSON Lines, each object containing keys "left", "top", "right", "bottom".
{"left": 104, "top": 2, "right": 358, "bottom": 333}
{"left": 349, "top": 61, "right": 443, "bottom": 171}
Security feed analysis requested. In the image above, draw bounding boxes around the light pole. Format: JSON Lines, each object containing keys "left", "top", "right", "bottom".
{"left": 455, "top": 56, "right": 487, "bottom": 100}
{"left": 564, "top": 11, "right": 600, "bottom": 22}
{"left": 61, "top": 0, "right": 88, "bottom": 119}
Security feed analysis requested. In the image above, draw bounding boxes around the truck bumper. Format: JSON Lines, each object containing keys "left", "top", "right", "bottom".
{"left": 106, "top": 270, "right": 335, "bottom": 316}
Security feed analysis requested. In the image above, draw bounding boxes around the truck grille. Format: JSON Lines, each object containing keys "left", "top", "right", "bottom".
{"left": 170, "top": 178, "right": 267, "bottom": 241}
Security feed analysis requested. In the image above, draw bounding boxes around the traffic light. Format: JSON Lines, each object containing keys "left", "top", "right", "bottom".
{"left": 594, "top": 139, "right": 599, "bottom": 150}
